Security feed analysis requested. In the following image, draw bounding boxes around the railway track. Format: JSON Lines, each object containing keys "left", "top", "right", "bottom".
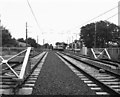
{"left": 63, "top": 52, "right": 120, "bottom": 75}
{"left": 100, "top": 59, "right": 120, "bottom": 67}
{"left": 66, "top": 51, "right": 120, "bottom": 69}
{"left": 0, "top": 51, "right": 48, "bottom": 95}
{"left": 56, "top": 52, "right": 120, "bottom": 95}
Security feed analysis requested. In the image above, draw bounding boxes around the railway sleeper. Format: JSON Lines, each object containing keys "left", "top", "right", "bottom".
{"left": 57, "top": 52, "right": 120, "bottom": 95}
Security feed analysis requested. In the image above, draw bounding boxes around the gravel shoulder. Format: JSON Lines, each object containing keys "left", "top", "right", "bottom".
{"left": 32, "top": 51, "right": 96, "bottom": 95}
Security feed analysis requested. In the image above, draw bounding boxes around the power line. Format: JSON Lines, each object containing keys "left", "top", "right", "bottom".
{"left": 105, "top": 10, "right": 120, "bottom": 21}
{"left": 67, "top": 4, "right": 119, "bottom": 35}
{"left": 26, "top": 0, "right": 41, "bottom": 32}
{"left": 106, "top": 13, "right": 118, "bottom": 21}
{"left": 103, "top": 7, "right": 120, "bottom": 21}
{"left": 80, "top": 5, "right": 119, "bottom": 26}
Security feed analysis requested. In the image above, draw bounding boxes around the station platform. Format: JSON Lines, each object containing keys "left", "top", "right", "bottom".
{"left": 32, "top": 51, "right": 96, "bottom": 95}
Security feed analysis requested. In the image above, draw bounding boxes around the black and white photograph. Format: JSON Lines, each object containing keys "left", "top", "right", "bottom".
{"left": 0, "top": 0, "right": 120, "bottom": 96}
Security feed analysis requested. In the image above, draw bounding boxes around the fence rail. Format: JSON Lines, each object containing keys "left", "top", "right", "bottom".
{"left": 1, "top": 47, "right": 32, "bottom": 81}
{"left": 87, "top": 48, "right": 120, "bottom": 62}
{"left": 65, "top": 47, "right": 120, "bottom": 62}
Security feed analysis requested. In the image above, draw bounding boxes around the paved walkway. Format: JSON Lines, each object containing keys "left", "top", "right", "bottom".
{"left": 32, "top": 51, "right": 96, "bottom": 95}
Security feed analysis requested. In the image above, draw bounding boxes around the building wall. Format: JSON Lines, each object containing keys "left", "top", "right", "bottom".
{"left": 107, "top": 48, "right": 120, "bottom": 61}
{"left": 18, "top": 42, "right": 31, "bottom": 47}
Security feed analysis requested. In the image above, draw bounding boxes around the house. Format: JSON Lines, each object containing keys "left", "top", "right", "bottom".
{"left": 18, "top": 41, "right": 31, "bottom": 47}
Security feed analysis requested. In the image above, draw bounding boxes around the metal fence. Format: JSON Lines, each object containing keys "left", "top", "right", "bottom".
{"left": 2, "top": 47, "right": 27, "bottom": 56}
{"left": 87, "top": 48, "right": 120, "bottom": 62}
{"left": 1, "top": 47, "right": 32, "bottom": 81}
{"left": 65, "top": 47, "right": 120, "bottom": 62}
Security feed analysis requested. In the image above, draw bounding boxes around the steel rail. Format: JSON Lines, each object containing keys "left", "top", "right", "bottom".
{"left": 18, "top": 52, "right": 47, "bottom": 85}
{"left": 1, "top": 49, "right": 47, "bottom": 95}
{"left": 64, "top": 51, "right": 119, "bottom": 69}
{"left": 62, "top": 52, "right": 120, "bottom": 78}
{"left": 14, "top": 52, "right": 47, "bottom": 94}
{"left": 57, "top": 52, "right": 120, "bottom": 95}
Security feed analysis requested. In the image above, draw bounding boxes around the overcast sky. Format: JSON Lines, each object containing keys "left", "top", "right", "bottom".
{"left": 0, "top": 0, "right": 120, "bottom": 45}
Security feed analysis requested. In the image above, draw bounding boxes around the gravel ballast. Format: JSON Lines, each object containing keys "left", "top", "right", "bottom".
{"left": 32, "top": 51, "right": 96, "bottom": 95}
{"left": 65, "top": 51, "right": 120, "bottom": 75}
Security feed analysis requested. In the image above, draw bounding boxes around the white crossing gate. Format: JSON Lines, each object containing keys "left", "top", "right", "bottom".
{"left": 0, "top": 47, "right": 31, "bottom": 80}
{"left": 91, "top": 48, "right": 111, "bottom": 60}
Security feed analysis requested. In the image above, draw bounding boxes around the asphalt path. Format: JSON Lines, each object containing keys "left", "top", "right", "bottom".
{"left": 32, "top": 51, "right": 96, "bottom": 95}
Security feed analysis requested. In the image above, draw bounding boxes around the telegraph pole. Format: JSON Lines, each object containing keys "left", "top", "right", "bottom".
{"left": 72, "top": 36, "right": 74, "bottom": 50}
{"left": 37, "top": 35, "right": 38, "bottom": 48}
{"left": 118, "top": 1, "right": 120, "bottom": 26}
{"left": 0, "top": 14, "right": 1, "bottom": 26}
{"left": 26, "top": 22, "right": 28, "bottom": 47}
{"left": 94, "top": 22, "right": 97, "bottom": 48}
{"left": 0, "top": 14, "right": 2, "bottom": 50}
{"left": 43, "top": 39, "right": 45, "bottom": 45}
{"left": 37, "top": 35, "right": 38, "bottom": 44}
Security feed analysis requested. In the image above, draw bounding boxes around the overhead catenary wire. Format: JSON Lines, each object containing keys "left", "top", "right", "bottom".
{"left": 105, "top": 10, "right": 120, "bottom": 21}
{"left": 80, "top": 5, "right": 119, "bottom": 26}
{"left": 67, "top": 4, "right": 120, "bottom": 35}
{"left": 71, "top": 4, "right": 119, "bottom": 40}
{"left": 106, "top": 13, "right": 118, "bottom": 21}
{"left": 26, "top": 0, "right": 41, "bottom": 32}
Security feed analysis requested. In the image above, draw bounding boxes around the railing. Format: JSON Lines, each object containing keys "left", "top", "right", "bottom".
{"left": 19, "top": 47, "right": 31, "bottom": 80}
{"left": 91, "top": 48, "right": 111, "bottom": 59}
{"left": 0, "top": 47, "right": 32, "bottom": 81}
{"left": 2, "top": 47, "right": 27, "bottom": 56}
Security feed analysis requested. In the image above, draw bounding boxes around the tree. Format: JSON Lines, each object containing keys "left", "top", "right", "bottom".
{"left": 62, "top": 42, "right": 68, "bottom": 49}
{"left": 27, "top": 37, "right": 37, "bottom": 48}
{"left": 55, "top": 42, "right": 68, "bottom": 49}
{"left": 17, "top": 38, "right": 25, "bottom": 43}
{"left": 43, "top": 43, "right": 49, "bottom": 49}
{"left": 55, "top": 42, "right": 61, "bottom": 46}
{"left": 80, "top": 21, "right": 120, "bottom": 48}
{"left": 49, "top": 44, "right": 53, "bottom": 49}
{"left": 80, "top": 23, "right": 95, "bottom": 48}
{"left": 2, "top": 29, "right": 12, "bottom": 45}
{"left": 2, "top": 28, "right": 18, "bottom": 47}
